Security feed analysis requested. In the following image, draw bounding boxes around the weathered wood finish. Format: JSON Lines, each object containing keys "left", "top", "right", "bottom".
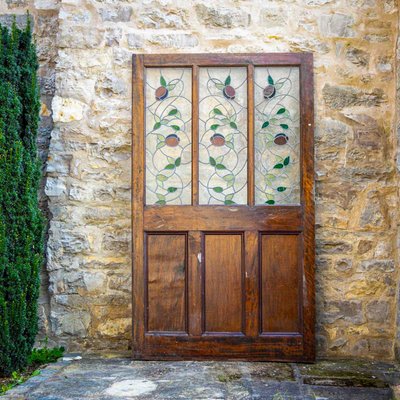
{"left": 204, "top": 234, "right": 244, "bottom": 333}
{"left": 144, "top": 206, "right": 302, "bottom": 231}
{"left": 132, "top": 53, "right": 315, "bottom": 361}
{"left": 132, "top": 54, "right": 145, "bottom": 357}
{"left": 261, "top": 234, "right": 300, "bottom": 334}
{"left": 146, "top": 234, "right": 187, "bottom": 333}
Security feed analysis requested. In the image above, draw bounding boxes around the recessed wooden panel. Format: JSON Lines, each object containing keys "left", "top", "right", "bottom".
{"left": 261, "top": 234, "right": 300, "bottom": 333}
{"left": 204, "top": 234, "right": 243, "bottom": 333}
{"left": 146, "top": 234, "right": 187, "bottom": 332}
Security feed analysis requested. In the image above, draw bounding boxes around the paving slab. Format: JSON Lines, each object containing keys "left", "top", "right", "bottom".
{"left": 2, "top": 355, "right": 399, "bottom": 400}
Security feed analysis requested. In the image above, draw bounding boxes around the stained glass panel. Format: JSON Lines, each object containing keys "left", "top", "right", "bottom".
{"left": 254, "top": 67, "right": 300, "bottom": 205}
{"left": 198, "top": 67, "right": 248, "bottom": 205}
{"left": 145, "top": 68, "right": 192, "bottom": 205}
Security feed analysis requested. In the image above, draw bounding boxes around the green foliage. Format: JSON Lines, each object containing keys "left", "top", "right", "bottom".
{"left": 0, "top": 17, "right": 44, "bottom": 377}
{"left": 1, "top": 371, "right": 27, "bottom": 394}
{"left": 28, "top": 345, "right": 65, "bottom": 366}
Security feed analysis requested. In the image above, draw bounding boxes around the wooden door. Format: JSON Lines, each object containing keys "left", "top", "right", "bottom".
{"left": 132, "top": 53, "right": 314, "bottom": 361}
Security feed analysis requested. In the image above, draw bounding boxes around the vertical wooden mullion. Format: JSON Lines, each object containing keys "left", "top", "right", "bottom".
{"left": 247, "top": 64, "right": 255, "bottom": 206}
{"left": 188, "top": 231, "right": 202, "bottom": 336}
{"left": 132, "top": 54, "right": 145, "bottom": 357}
{"left": 192, "top": 65, "right": 199, "bottom": 205}
{"left": 244, "top": 231, "right": 259, "bottom": 337}
{"left": 189, "top": 66, "right": 201, "bottom": 335}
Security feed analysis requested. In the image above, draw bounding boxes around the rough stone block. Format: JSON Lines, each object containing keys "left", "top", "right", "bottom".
{"left": 34, "top": 0, "right": 59, "bottom": 10}
{"left": 137, "top": 8, "right": 188, "bottom": 29}
{"left": 83, "top": 272, "right": 107, "bottom": 294}
{"left": 52, "top": 96, "right": 86, "bottom": 122}
{"left": 357, "top": 240, "right": 374, "bottom": 255}
{"left": 323, "top": 300, "right": 364, "bottom": 325}
{"left": 69, "top": 186, "right": 93, "bottom": 202}
{"left": 45, "top": 177, "right": 67, "bottom": 197}
{"left": 358, "top": 193, "right": 387, "bottom": 229}
{"left": 52, "top": 311, "right": 91, "bottom": 337}
{"left": 56, "top": 71, "right": 96, "bottom": 104}
{"left": 105, "top": 27, "right": 122, "bottom": 47}
{"left": 5, "top": 0, "right": 27, "bottom": 8}
{"left": 364, "top": 34, "right": 389, "bottom": 42}
{"left": 58, "top": 26, "right": 103, "bottom": 49}
{"left": 126, "top": 32, "right": 144, "bottom": 49}
{"left": 366, "top": 301, "right": 390, "bottom": 323}
{"left": 96, "top": 72, "right": 127, "bottom": 96}
{"left": 367, "top": 338, "right": 393, "bottom": 357}
{"left": 319, "top": 13, "right": 354, "bottom": 37}
{"left": 99, "top": 6, "right": 132, "bottom": 22}
{"left": 148, "top": 33, "right": 199, "bottom": 48}
{"left": 97, "top": 318, "right": 131, "bottom": 337}
{"left": 0, "top": 13, "right": 31, "bottom": 29}
{"left": 195, "top": 4, "right": 250, "bottom": 28}
{"left": 259, "top": 8, "right": 287, "bottom": 28}
{"left": 334, "top": 259, "right": 353, "bottom": 272}
{"left": 322, "top": 84, "right": 385, "bottom": 109}
{"left": 316, "top": 238, "right": 353, "bottom": 255}
{"left": 46, "top": 154, "right": 72, "bottom": 175}
{"left": 101, "top": 232, "right": 130, "bottom": 253}
{"left": 360, "top": 260, "right": 395, "bottom": 273}
{"left": 316, "top": 118, "right": 351, "bottom": 147}
{"left": 108, "top": 274, "right": 131, "bottom": 293}
{"left": 60, "top": 231, "right": 90, "bottom": 254}
{"left": 345, "top": 47, "right": 369, "bottom": 66}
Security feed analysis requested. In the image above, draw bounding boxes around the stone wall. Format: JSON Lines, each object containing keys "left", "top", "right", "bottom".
{"left": 1, "top": 0, "right": 399, "bottom": 359}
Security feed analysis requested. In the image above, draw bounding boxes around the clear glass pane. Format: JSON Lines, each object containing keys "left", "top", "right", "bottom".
{"left": 145, "top": 68, "right": 192, "bottom": 205}
{"left": 198, "top": 67, "right": 248, "bottom": 205}
{"left": 254, "top": 67, "right": 300, "bottom": 205}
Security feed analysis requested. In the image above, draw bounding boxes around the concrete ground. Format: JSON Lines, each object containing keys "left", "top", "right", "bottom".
{"left": 3, "top": 355, "right": 400, "bottom": 399}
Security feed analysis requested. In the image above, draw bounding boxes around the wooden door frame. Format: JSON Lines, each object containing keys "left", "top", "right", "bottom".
{"left": 132, "top": 53, "right": 315, "bottom": 361}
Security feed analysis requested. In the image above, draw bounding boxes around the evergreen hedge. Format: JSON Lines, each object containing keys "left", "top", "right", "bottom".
{"left": 0, "top": 18, "right": 43, "bottom": 377}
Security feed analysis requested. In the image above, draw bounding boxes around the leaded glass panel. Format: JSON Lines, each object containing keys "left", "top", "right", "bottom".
{"left": 145, "top": 68, "right": 192, "bottom": 205}
{"left": 254, "top": 67, "right": 300, "bottom": 205}
{"left": 198, "top": 67, "right": 248, "bottom": 205}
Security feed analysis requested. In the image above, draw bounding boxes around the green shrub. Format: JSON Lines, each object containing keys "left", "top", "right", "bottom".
{"left": 0, "top": 17, "right": 43, "bottom": 377}
{"left": 28, "top": 345, "right": 65, "bottom": 366}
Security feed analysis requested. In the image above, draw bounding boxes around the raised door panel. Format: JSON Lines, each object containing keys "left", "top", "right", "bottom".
{"left": 146, "top": 234, "right": 187, "bottom": 333}
{"left": 260, "top": 234, "right": 301, "bottom": 334}
{"left": 204, "top": 234, "right": 244, "bottom": 333}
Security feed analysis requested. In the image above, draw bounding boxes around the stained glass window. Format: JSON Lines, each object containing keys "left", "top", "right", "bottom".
{"left": 198, "top": 67, "right": 248, "bottom": 205}
{"left": 144, "top": 64, "right": 301, "bottom": 207}
{"left": 254, "top": 67, "right": 300, "bottom": 205}
{"left": 145, "top": 68, "right": 192, "bottom": 205}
